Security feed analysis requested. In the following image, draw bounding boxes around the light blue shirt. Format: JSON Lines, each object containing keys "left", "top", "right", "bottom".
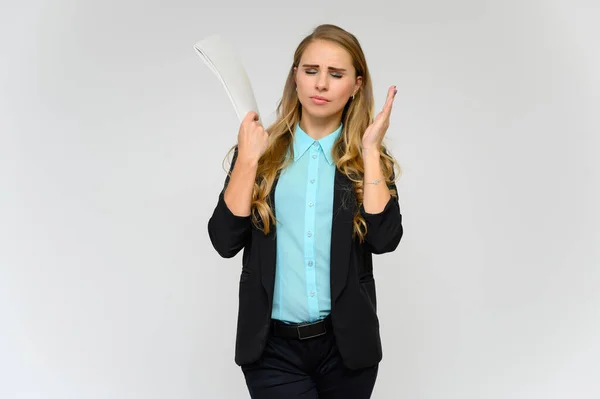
{"left": 271, "top": 122, "right": 342, "bottom": 324}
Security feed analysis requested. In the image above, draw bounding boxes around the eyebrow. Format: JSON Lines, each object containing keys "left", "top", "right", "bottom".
{"left": 301, "top": 64, "right": 347, "bottom": 72}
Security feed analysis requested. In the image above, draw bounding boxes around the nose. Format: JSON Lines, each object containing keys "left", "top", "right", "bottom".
{"left": 315, "top": 72, "right": 328, "bottom": 91}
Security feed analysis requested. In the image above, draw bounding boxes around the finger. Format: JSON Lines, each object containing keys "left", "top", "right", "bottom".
{"left": 382, "top": 85, "right": 397, "bottom": 115}
{"left": 243, "top": 111, "right": 259, "bottom": 124}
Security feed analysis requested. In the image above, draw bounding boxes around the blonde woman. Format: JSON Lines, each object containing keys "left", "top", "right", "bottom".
{"left": 208, "top": 23, "right": 403, "bottom": 398}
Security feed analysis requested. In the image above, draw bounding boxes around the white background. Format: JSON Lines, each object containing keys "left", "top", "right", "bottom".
{"left": 1, "top": 1, "right": 599, "bottom": 398}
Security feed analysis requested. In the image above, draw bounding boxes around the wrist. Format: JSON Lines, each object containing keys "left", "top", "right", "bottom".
{"left": 237, "top": 153, "right": 260, "bottom": 169}
{"left": 361, "top": 146, "right": 380, "bottom": 159}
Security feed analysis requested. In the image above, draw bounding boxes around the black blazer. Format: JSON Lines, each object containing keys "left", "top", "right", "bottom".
{"left": 207, "top": 146, "right": 403, "bottom": 370}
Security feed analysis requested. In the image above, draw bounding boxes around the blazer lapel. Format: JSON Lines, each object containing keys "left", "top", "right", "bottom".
{"left": 330, "top": 167, "right": 355, "bottom": 303}
{"left": 260, "top": 172, "right": 280, "bottom": 301}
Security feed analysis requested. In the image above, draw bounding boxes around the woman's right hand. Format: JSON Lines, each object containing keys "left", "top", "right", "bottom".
{"left": 237, "top": 111, "right": 269, "bottom": 163}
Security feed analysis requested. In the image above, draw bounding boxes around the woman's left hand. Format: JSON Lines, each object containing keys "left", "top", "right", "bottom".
{"left": 361, "top": 85, "right": 397, "bottom": 152}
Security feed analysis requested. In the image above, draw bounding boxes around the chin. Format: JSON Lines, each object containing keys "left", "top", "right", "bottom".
{"left": 302, "top": 102, "right": 342, "bottom": 119}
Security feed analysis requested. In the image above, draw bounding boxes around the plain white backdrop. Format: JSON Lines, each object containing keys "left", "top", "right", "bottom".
{"left": 1, "top": 1, "right": 598, "bottom": 398}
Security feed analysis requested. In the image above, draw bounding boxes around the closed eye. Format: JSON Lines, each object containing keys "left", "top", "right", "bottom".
{"left": 305, "top": 68, "right": 343, "bottom": 78}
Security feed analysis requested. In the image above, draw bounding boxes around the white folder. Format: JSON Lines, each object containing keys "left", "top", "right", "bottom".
{"left": 193, "top": 34, "right": 273, "bottom": 126}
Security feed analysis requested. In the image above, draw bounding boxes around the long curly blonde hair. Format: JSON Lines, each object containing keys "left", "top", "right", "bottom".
{"left": 223, "top": 24, "right": 401, "bottom": 243}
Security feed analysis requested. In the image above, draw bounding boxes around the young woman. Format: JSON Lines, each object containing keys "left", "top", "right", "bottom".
{"left": 208, "top": 23, "right": 403, "bottom": 398}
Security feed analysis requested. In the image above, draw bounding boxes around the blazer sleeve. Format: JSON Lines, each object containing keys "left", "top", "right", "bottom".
{"left": 207, "top": 145, "right": 252, "bottom": 258}
{"left": 359, "top": 179, "right": 403, "bottom": 255}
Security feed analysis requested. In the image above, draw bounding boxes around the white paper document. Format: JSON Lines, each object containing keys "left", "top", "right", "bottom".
{"left": 193, "top": 34, "right": 270, "bottom": 125}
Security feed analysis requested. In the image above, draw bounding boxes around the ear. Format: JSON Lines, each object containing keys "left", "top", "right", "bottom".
{"left": 353, "top": 75, "right": 363, "bottom": 96}
{"left": 293, "top": 66, "right": 298, "bottom": 85}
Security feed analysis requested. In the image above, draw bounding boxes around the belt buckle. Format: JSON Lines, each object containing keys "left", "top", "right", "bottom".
{"left": 297, "top": 319, "right": 327, "bottom": 340}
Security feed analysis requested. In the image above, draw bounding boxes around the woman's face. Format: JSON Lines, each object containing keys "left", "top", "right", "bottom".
{"left": 294, "top": 39, "right": 362, "bottom": 121}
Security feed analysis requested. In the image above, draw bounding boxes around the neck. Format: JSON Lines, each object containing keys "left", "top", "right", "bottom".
{"left": 299, "top": 112, "right": 342, "bottom": 140}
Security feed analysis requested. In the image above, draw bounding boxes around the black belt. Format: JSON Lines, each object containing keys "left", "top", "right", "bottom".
{"left": 271, "top": 316, "right": 332, "bottom": 340}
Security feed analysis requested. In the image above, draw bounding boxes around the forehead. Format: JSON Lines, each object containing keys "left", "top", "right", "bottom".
{"left": 299, "top": 39, "right": 353, "bottom": 68}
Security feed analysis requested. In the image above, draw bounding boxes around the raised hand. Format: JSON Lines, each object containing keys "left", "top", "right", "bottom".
{"left": 237, "top": 111, "right": 269, "bottom": 163}
{"left": 361, "top": 85, "right": 398, "bottom": 152}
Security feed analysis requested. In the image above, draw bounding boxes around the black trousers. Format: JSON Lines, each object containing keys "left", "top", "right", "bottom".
{"left": 240, "top": 324, "right": 378, "bottom": 398}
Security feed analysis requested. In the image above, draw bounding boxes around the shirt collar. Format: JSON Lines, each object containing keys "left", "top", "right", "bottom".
{"left": 293, "top": 122, "right": 343, "bottom": 165}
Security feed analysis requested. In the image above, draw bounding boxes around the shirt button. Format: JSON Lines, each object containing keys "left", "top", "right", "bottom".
{"left": 310, "top": 291, "right": 315, "bottom": 297}
{"left": 308, "top": 201, "right": 313, "bottom": 207}
{"left": 313, "top": 142, "right": 319, "bottom": 148}
{"left": 310, "top": 179, "right": 315, "bottom": 184}
{"left": 307, "top": 231, "right": 312, "bottom": 237}
{"left": 308, "top": 260, "right": 313, "bottom": 267}
{"left": 312, "top": 154, "right": 317, "bottom": 159}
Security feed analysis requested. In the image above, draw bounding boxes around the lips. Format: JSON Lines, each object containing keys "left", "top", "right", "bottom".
{"left": 310, "top": 96, "right": 329, "bottom": 105}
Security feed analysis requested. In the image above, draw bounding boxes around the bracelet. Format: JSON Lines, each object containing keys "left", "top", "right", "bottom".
{"left": 366, "top": 178, "right": 384, "bottom": 185}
